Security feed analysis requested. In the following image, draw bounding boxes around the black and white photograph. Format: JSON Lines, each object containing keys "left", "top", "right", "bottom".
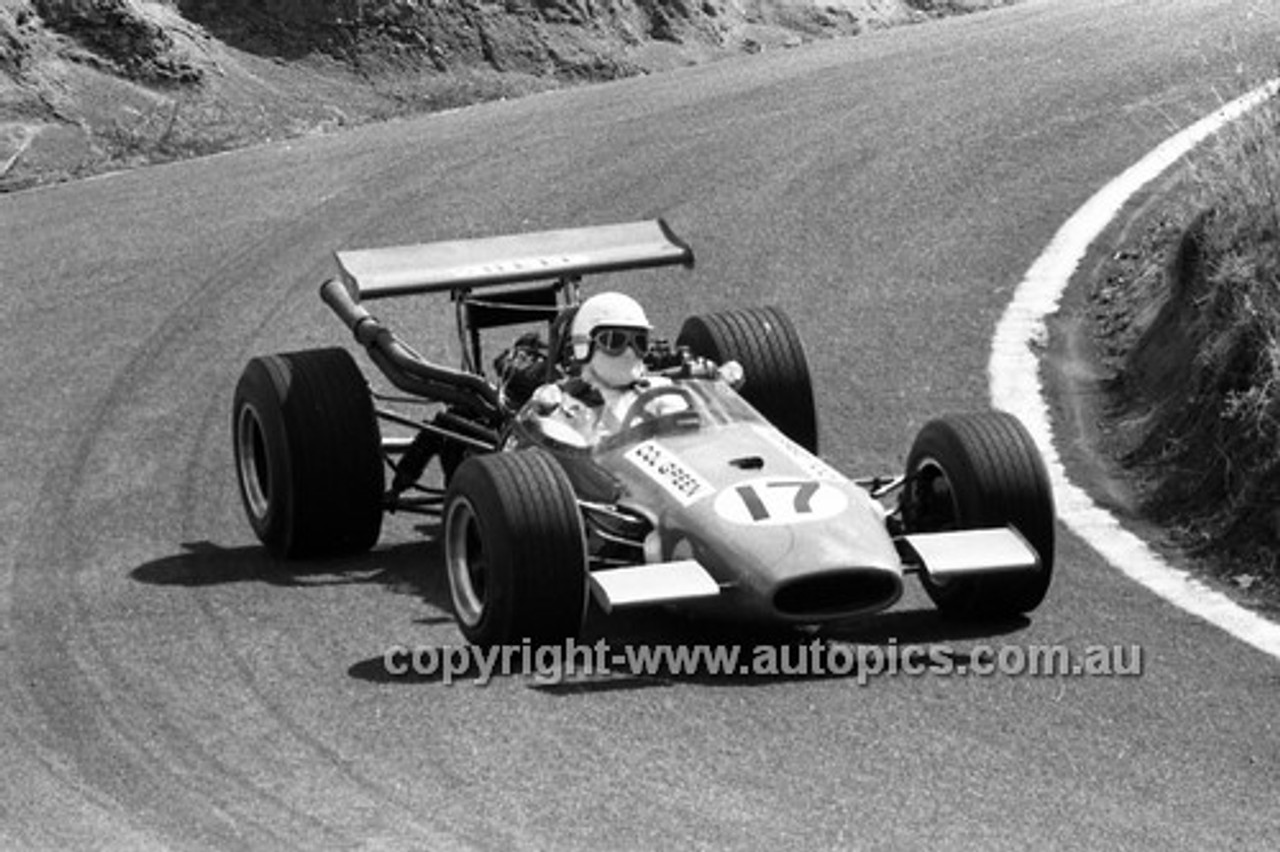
{"left": 2, "top": 0, "right": 1278, "bottom": 848}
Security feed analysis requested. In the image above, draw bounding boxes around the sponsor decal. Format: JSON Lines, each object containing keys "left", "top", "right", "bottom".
{"left": 713, "top": 477, "right": 848, "bottom": 526}
{"left": 625, "top": 440, "right": 713, "bottom": 505}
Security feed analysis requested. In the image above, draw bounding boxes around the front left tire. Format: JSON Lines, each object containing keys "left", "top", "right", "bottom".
{"left": 443, "top": 449, "right": 588, "bottom": 647}
{"left": 677, "top": 306, "right": 819, "bottom": 453}
{"left": 900, "top": 412, "right": 1055, "bottom": 619}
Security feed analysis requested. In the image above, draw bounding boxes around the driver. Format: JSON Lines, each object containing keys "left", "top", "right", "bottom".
{"left": 527, "top": 291, "right": 677, "bottom": 441}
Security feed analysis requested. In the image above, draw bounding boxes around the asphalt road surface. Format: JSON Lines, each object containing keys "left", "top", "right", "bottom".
{"left": 3, "top": 1, "right": 1279, "bottom": 849}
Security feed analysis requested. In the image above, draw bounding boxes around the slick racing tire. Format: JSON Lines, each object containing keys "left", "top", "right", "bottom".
{"left": 233, "top": 348, "right": 384, "bottom": 559}
{"left": 443, "top": 449, "right": 588, "bottom": 647}
{"left": 901, "top": 412, "right": 1055, "bottom": 619}
{"left": 676, "top": 306, "right": 818, "bottom": 453}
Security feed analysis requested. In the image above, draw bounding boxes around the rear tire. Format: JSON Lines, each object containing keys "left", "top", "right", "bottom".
{"left": 901, "top": 412, "right": 1055, "bottom": 618}
{"left": 232, "top": 348, "right": 384, "bottom": 558}
{"left": 676, "top": 306, "right": 818, "bottom": 453}
{"left": 443, "top": 450, "right": 588, "bottom": 647}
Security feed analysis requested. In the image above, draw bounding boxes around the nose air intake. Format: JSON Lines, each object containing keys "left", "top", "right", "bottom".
{"left": 772, "top": 569, "right": 903, "bottom": 618}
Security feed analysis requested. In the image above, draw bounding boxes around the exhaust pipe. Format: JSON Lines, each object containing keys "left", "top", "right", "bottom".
{"left": 319, "top": 279, "right": 501, "bottom": 419}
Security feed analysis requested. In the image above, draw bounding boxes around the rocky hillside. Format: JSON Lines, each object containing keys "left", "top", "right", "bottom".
{"left": 0, "top": 0, "right": 1010, "bottom": 190}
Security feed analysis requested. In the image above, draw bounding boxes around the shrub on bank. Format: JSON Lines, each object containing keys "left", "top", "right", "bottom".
{"left": 1097, "top": 91, "right": 1280, "bottom": 588}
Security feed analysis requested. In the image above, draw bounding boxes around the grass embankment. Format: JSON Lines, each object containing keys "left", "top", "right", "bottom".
{"left": 1091, "top": 91, "right": 1280, "bottom": 602}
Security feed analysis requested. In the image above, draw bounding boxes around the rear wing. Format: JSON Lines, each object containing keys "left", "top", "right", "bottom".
{"left": 334, "top": 219, "right": 694, "bottom": 300}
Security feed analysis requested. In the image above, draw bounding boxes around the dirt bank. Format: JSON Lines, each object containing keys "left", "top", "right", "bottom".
{"left": 1086, "top": 102, "right": 1280, "bottom": 611}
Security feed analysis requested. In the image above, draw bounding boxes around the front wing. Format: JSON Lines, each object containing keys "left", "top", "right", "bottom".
{"left": 585, "top": 527, "right": 1039, "bottom": 613}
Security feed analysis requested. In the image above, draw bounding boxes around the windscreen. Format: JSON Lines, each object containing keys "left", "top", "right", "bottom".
{"left": 591, "top": 378, "right": 765, "bottom": 456}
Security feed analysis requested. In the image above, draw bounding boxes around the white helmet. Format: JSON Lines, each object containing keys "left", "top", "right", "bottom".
{"left": 569, "top": 292, "right": 651, "bottom": 361}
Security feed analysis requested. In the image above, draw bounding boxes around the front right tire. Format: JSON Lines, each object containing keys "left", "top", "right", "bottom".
{"left": 232, "top": 348, "right": 384, "bottom": 559}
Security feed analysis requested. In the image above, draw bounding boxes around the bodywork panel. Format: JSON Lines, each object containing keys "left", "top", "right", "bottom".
{"left": 516, "top": 379, "right": 906, "bottom": 621}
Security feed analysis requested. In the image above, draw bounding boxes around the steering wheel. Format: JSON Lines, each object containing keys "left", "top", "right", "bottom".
{"left": 621, "top": 384, "right": 700, "bottom": 433}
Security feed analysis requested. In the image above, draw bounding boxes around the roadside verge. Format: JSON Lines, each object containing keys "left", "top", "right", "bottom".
{"left": 989, "top": 81, "right": 1280, "bottom": 660}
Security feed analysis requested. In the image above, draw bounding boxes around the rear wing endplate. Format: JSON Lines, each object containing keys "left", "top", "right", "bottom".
{"left": 335, "top": 219, "right": 694, "bottom": 300}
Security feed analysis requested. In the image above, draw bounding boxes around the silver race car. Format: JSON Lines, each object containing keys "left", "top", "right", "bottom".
{"left": 232, "top": 220, "right": 1055, "bottom": 646}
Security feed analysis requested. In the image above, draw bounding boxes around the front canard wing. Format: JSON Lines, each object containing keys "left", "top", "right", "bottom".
{"left": 588, "top": 560, "right": 721, "bottom": 613}
{"left": 900, "top": 527, "right": 1040, "bottom": 579}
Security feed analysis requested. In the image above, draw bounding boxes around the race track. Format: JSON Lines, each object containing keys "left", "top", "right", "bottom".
{"left": 3, "top": 0, "right": 1280, "bottom": 848}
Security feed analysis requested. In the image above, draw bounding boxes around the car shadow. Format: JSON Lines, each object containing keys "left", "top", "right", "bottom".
{"left": 129, "top": 536, "right": 455, "bottom": 615}
{"left": 821, "top": 608, "right": 1031, "bottom": 645}
{"left": 347, "top": 601, "right": 1034, "bottom": 693}
{"left": 532, "top": 610, "right": 1031, "bottom": 694}
{"left": 132, "top": 541, "right": 1035, "bottom": 694}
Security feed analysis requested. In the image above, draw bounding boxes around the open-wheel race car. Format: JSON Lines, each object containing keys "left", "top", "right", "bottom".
{"left": 232, "top": 220, "right": 1055, "bottom": 646}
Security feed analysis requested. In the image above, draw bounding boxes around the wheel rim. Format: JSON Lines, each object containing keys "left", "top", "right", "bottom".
{"left": 236, "top": 403, "right": 272, "bottom": 521}
{"left": 911, "top": 457, "right": 960, "bottom": 531}
{"left": 911, "top": 458, "right": 962, "bottom": 588}
{"left": 445, "top": 498, "right": 488, "bottom": 628}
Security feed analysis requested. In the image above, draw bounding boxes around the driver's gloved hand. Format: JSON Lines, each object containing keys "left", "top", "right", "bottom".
{"left": 530, "top": 384, "right": 563, "bottom": 414}
{"left": 717, "top": 360, "right": 745, "bottom": 389}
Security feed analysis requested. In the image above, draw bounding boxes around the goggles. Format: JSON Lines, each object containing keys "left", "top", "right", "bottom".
{"left": 591, "top": 326, "right": 650, "bottom": 357}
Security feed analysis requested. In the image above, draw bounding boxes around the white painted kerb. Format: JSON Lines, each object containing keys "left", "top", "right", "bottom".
{"left": 989, "top": 81, "right": 1280, "bottom": 660}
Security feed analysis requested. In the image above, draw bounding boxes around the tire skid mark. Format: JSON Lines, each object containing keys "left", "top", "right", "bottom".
{"left": 10, "top": 222, "right": 359, "bottom": 852}
{"left": 10, "top": 183, "right": 464, "bottom": 848}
